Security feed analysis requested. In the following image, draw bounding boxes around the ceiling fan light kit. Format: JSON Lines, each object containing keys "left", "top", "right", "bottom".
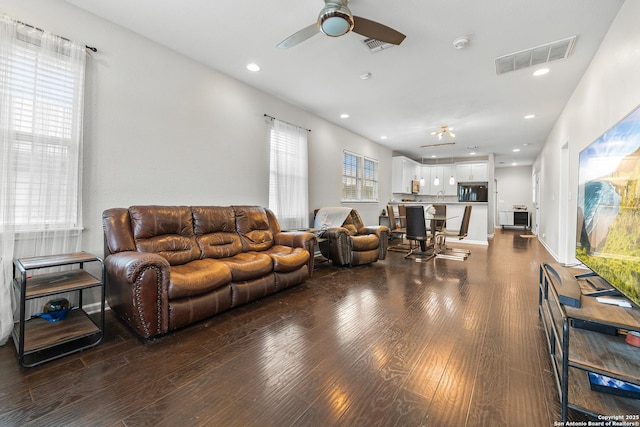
{"left": 277, "top": 0, "right": 405, "bottom": 49}
{"left": 318, "top": 3, "right": 354, "bottom": 36}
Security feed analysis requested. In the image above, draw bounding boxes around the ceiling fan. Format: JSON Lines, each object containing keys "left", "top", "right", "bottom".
{"left": 277, "top": 0, "right": 406, "bottom": 49}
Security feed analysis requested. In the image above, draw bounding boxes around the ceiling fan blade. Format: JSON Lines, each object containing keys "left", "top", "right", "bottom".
{"left": 352, "top": 16, "right": 406, "bottom": 45}
{"left": 277, "top": 23, "right": 320, "bottom": 49}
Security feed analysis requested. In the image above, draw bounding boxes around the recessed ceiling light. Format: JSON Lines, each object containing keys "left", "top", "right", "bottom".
{"left": 524, "top": 114, "right": 535, "bottom": 119}
{"left": 533, "top": 68, "right": 549, "bottom": 76}
{"left": 469, "top": 152, "right": 476, "bottom": 156}
{"left": 512, "top": 162, "right": 518, "bottom": 166}
{"left": 340, "top": 113, "right": 349, "bottom": 119}
{"left": 513, "top": 148, "right": 521, "bottom": 152}
{"left": 246, "top": 63, "right": 261, "bottom": 72}
{"left": 380, "top": 135, "right": 387, "bottom": 140}
{"left": 431, "top": 155, "right": 437, "bottom": 158}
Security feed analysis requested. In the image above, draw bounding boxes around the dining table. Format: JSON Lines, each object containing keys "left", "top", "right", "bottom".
{"left": 423, "top": 213, "right": 458, "bottom": 255}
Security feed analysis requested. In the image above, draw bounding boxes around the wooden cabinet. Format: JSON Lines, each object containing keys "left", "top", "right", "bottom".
{"left": 539, "top": 263, "right": 640, "bottom": 422}
{"left": 392, "top": 156, "right": 420, "bottom": 194}
{"left": 12, "top": 252, "right": 105, "bottom": 367}
{"left": 456, "top": 162, "right": 488, "bottom": 182}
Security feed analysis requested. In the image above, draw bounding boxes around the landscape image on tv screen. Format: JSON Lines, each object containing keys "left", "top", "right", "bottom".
{"left": 576, "top": 105, "right": 640, "bottom": 307}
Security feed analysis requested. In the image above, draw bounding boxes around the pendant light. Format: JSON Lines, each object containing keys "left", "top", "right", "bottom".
{"left": 419, "top": 155, "right": 425, "bottom": 186}
{"left": 449, "top": 145, "right": 455, "bottom": 185}
{"left": 433, "top": 156, "right": 440, "bottom": 186}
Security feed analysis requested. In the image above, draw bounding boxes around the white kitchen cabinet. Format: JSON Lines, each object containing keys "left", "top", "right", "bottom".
{"left": 425, "top": 164, "right": 456, "bottom": 195}
{"left": 456, "top": 162, "right": 488, "bottom": 182}
{"left": 392, "top": 156, "right": 420, "bottom": 194}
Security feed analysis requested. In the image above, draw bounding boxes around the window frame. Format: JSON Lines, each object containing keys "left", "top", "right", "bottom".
{"left": 0, "top": 27, "right": 85, "bottom": 232}
{"left": 267, "top": 119, "right": 309, "bottom": 230}
{"left": 341, "top": 150, "right": 378, "bottom": 203}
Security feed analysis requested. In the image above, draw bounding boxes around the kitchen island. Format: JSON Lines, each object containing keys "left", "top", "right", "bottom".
{"left": 388, "top": 201, "right": 488, "bottom": 245}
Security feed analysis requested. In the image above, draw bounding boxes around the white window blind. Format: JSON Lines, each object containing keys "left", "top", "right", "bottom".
{"left": 268, "top": 118, "right": 308, "bottom": 230}
{"left": 342, "top": 150, "right": 378, "bottom": 202}
{"left": 0, "top": 19, "right": 85, "bottom": 230}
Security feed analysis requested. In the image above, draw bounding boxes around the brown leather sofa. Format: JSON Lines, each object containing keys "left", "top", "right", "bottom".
{"left": 314, "top": 208, "right": 389, "bottom": 266}
{"left": 102, "top": 205, "right": 315, "bottom": 338}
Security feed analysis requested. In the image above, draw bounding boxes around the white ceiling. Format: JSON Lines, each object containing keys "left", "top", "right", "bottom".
{"left": 65, "top": 0, "right": 623, "bottom": 167}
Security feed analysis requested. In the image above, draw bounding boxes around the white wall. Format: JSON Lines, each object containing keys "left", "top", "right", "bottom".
{"left": 494, "top": 166, "right": 533, "bottom": 227}
{"left": 1, "top": 0, "right": 393, "bottom": 260}
{"left": 534, "top": 0, "right": 640, "bottom": 263}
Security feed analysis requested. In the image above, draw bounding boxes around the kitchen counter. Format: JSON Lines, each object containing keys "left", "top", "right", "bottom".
{"left": 390, "top": 200, "right": 487, "bottom": 205}
{"left": 388, "top": 201, "right": 488, "bottom": 245}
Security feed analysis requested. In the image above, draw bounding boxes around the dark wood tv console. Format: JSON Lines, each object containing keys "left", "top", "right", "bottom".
{"left": 539, "top": 263, "right": 640, "bottom": 422}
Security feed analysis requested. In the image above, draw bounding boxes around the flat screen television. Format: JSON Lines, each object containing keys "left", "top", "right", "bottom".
{"left": 576, "top": 105, "right": 640, "bottom": 307}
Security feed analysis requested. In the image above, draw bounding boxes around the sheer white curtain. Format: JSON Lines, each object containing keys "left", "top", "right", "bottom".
{"left": 268, "top": 118, "right": 309, "bottom": 230}
{"left": 0, "top": 16, "right": 86, "bottom": 345}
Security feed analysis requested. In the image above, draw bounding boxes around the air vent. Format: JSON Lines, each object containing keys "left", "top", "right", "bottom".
{"left": 362, "top": 38, "right": 395, "bottom": 53}
{"left": 495, "top": 36, "right": 576, "bottom": 75}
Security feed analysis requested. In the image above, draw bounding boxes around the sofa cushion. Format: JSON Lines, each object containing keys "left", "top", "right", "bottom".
{"left": 233, "top": 206, "right": 274, "bottom": 251}
{"left": 129, "top": 206, "right": 200, "bottom": 265}
{"left": 192, "top": 206, "right": 243, "bottom": 258}
{"left": 230, "top": 274, "right": 276, "bottom": 307}
{"left": 169, "top": 285, "right": 232, "bottom": 330}
{"left": 168, "top": 259, "right": 232, "bottom": 299}
{"left": 262, "top": 245, "right": 310, "bottom": 273}
{"left": 351, "top": 234, "right": 380, "bottom": 251}
{"left": 220, "top": 252, "right": 273, "bottom": 282}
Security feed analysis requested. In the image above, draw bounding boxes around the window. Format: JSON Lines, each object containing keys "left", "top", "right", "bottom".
{"left": 268, "top": 118, "right": 308, "bottom": 230}
{"left": 342, "top": 150, "right": 378, "bottom": 202}
{"left": 1, "top": 19, "right": 86, "bottom": 231}
{"left": 1, "top": 16, "right": 87, "bottom": 346}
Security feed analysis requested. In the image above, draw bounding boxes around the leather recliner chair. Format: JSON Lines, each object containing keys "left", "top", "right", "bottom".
{"left": 314, "top": 208, "right": 389, "bottom": 266}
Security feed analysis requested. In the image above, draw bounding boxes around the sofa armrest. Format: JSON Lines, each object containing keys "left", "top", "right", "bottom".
{"left": 274, "top": 231, "right": 317, "bottom": 275}
{"left": 360, "top": 225, "right": 390, "bottom": 260}
{"left": 274, "top": 231, "right": 316, "bottom": 249}
{"left": 104, "top": 251, "right": 171, "bottom": 338}
{"left": 318, "top": 227, "right": 351, "bottom": 266}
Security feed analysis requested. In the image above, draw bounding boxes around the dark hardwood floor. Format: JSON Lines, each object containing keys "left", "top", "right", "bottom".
{"left": 1, "top": 229, "right": 580, "bottom": 426}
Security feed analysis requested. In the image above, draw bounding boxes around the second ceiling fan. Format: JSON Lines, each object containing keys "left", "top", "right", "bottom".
{"left": 277, "top": 0, "right": 406, "bottom": 49}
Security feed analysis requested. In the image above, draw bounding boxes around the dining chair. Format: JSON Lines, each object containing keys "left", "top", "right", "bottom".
{"left": 432, "top": 204, "right": 447, "bottom": 232}
{"left": 404, "top": 205, "right": 434, "bottom": 259}
{"left": 436, "top": 205, "right": 472, "bottom": 261}
{"left": 387, "top": 205, "right": 410, "bottom": 253}
{"left": 397, "top": 205, "right": 407, "bottom": 228}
